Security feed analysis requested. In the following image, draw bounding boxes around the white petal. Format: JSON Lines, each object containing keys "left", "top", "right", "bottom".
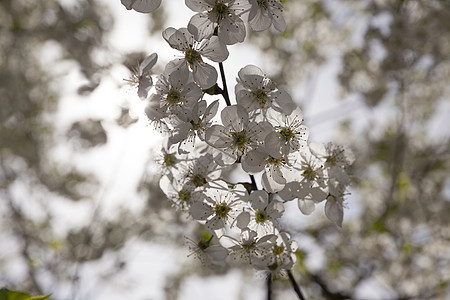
{"left": 188, "top": 13, "right": 215, "bottom": 41}
{"left": 201, "top": 36, "right": 229, "bottom": 62}
{"left": 267, "top": 200, "right": 284, "bottom": 218}
{"left": 221, "top": 105, "right": 248, "bottom": 132}
{"left": 218, "top": 13, "right": 246, "bottom": 45}
{"left": 248, "top": 4, "right": 271, "bottom": 32}
{"left": 270, "top": 5, "right": 286, "bottom": 32}
{"left": 205, "top": 245, "right": 228, "bottom": 262}
{"left": 192, "top": 61, "right": 217, "bottom": 89}
{"left": 166, "top": 28, "right": 190, "bottom": 51}
{"left": 241, "top": 150, "right": 265, "bottom": 174}
{"left": 249, "top": 190, "right": 268, "bottom": 210}
{"left": 190, "top": 201, "right": 213, "bottom": 220}
{"left": 261, "top": 171, "right": 284, "bottom": 193}
{"left": 137, "top": 75, "right": 152, "bottom": 99}
{"left": 203, "top": 100, "right": 219, "bottom": 123}
{"left": 264, "top": 131, "right": 284, "bottom": 159}
{"left": 139, "top": 53, "right": 158, "bottom": 74}
{"left": 297, "top": 198, "right": 315, "bottom": 215}
{"left": 269, "top": 89, "right": 295, "bottom": 114}
{"left": 236, "top": 212, "right": 250, "bottom": 229}
{"left": 205, "top": 125, "right": 231, "bottom": 148}
{"left": 325, "top": 198, "right": 343, "bottom": 227}
{"left": 185, "top": 0, "right": 213, "bottom": 12}
{"left": 277, "top": 181, "right": 300, "bottom": 201}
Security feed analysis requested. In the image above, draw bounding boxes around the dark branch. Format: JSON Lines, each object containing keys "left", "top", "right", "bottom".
{"left": 218, "top": 62, "right": 231, "bottom": 106}
{"left": 287, "top": 270, "right": 306, "bottom": 300}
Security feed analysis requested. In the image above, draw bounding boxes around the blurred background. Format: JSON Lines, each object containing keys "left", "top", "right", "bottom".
{"left": 0, "top": 0, "right": 449, "bottom": 299}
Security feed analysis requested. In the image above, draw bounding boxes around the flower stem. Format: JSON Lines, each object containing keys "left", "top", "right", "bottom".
{"left": 218, "top": 62, "right": 231, "bottom": 106}
{"left": 250, "top": 174, "right": 257, "bottom": 191}
{"left": 287, "top": 270, "right": 306, "bottom": 300}
{"left": 267, "top": 273, "right": 272, "bottom": 300}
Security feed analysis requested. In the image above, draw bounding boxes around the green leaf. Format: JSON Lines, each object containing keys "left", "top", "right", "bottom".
{"left": 0, "top": 289, "right": 50, "bottom": 300}
{"left": 30, "top": 296, "right": 50, "bottom": 300}
{"left": 0, "top": 288, "right": 30, "bottom": 300}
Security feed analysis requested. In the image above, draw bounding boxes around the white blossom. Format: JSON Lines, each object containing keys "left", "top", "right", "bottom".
{"left": 125, "top": 53, "right": 157, "bottom": 99}
{"left": 252, "top": 232, "right": 297, "bottom": 276}
{"left": 220, "top": 229, "right": 277, "bottom": 264}
{"left": 167, "top": 100, "right": 219, "bottom": 153}
{"left": 186, "top": 0, "right": 250, "bottom": 45}
{"left": 205, "top": 105, "right": 272, "bottom": 165}
{"left": 162, "top": 27, "right": 228, "bottom": 89}
{"left": 150, "top": 69, "right": 203, "bottom": 122}
{"left": 236, "top": 190, "right": 284, "bottom": 236}
{"left": 186, "top": 235, "right": 228, "bottom": 266}
{"left": 159, "top": 175, "right": 201, "bottom": 211}
{"left": 190, "top": 180, "right": 248, "bottom": 236}
{"left": 264, "top": 107, "right": 309, "bottom": 160}
{"left": 183, "top": 153, "right": 222, "bottom": 189}
{"left": 235, "top": 65, "right": 296, "bottom": 115}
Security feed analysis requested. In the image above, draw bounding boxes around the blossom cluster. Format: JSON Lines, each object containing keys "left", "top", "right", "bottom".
{"left": 122, "top": 0, "right": 354, "bottom": 275}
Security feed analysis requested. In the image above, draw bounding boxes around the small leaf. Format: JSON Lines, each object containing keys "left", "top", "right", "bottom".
{"left": 202, "top": 83, "right": 222, "bottom": 95}
{"left": 30, "top": 296, "right": 50, "bottom": 300}
{"left": 0, "top": 288, "right": 31, "bottom": 300}
{"left": 0, "top": 288, "right": 50, "bottom": 300}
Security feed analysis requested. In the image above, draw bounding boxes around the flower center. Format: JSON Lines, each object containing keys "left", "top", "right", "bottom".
{"left": 257, "top": 0, "right": 269, "bottom": 10}
{"left": 191, "top": 174, "right": 207, "bottom": 187}
{"left": 252, "top": 89, "right": 268, "bottom": 108}
{"left": 213, "top": 2, "right": 229, "bottom": 22}
{"left": 325, "top": 149, "right": 345, "bottom": 166}
{"left": 164, "top": 153, "right": 177, "bottom": 167}
{"left": 190, "top": 119, "right": 202, "bottom": 131}
{"left": 167, "top": 88, "right": 182, "bottom": 105}
{"left": 255, "top": 209, "right": 267, "bottom": 223}
{"left": 197, "top": 235, "right": 213, "bottom": 250}
{"left": 278, "top": 127, "right": 294, "bottom": 141}
{"left": 185, "top": 48, "right": 201, "bottom": 68}
{"left": 273, "top": 244, "right": 284, "bottom": 255}
{"left": 231, "top": 130, "right": 249, "bottom": 152}
{"left": 268, "top": 262, "right": 278, "bottom": 271}
{"left": 266, "top": 156, "right": 282, "bottom": 165}
{"left": 178, "top": 190, "right": 191, "bottom": 202}
{"left": 214, "top": 201, "right": 231, "bottom": 219}
{"left": 302, "top": 166, "right": 318, "bottom": 181}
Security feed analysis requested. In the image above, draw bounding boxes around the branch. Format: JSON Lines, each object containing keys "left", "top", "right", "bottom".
{"left": 218, "top": 62, "right": 231, "bottom": 106}
{"left": 287, "top": 270, "right": 306, "bottom": 300}
{"left": 267, "top": 273, "right": 272, "bottom": 300}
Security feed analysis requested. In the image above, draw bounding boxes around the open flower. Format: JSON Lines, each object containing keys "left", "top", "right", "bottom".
{"left": 186, "top": 0, "right": 250, "bottom": 45}
{"left": 252, "top": 232, "right": 297, "bottom": 276}
{"left": 220, "top": 229, "right": 277, "bottom": 264}
{"left": 205, "top": 105, "right": 272, "bottom": 165}
{"left": 190, "top": 180, "right": 248, "bottom": 236}
{"left": 236, "top": 190, "right": 284, "bottom": 236}
{"left": 125, "top": 53, "right": 157, "bottom": 99}
{"left": 235, "top": 65, "right": 296, "bottom": 115}
{"left": 150, "top": 68, "right": 202, "bottom": 121}
{"left": 168, "top": 100, "right": 220, "bottom": 153}
{"left": 264, "top": 107, "right": 309, "bottom": 160}
{"left": 163, "top": 27, "right": 228, "bottom": 89}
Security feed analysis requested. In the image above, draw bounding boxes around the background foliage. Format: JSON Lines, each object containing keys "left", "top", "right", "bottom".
{"left": 0, "top": 0, "right": 449, "bottom": 299}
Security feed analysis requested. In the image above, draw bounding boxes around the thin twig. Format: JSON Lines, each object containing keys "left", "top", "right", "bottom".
{"left": 218, "top": 62, "right": 231, "bottom": 106}
{"left": 250, "top": 174, "right": 257, "bottom": 191}
{"left": 267, "top": 273, "right": 272, "bottom": 300}
{"left": 287, "top": 270, "right": 306, "bottom": 300}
